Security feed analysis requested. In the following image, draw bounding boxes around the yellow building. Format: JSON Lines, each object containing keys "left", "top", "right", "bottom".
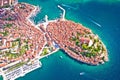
{"left": 0, "top": 0, "right": 18, "bottom": 7}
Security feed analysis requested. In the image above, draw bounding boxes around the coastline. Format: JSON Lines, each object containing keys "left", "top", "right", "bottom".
{"left": 0, "top": 3, "right": 43, "bottom": 80}
{"left": 0, "top": 1, "right": 109, "bottom": 80}
{"left": 0, "top": 3, "right": 60, "bottom": 80}
{"left": 22, "top": 3, "right": 108, "bottom": 65}
{"left": 5, "top": 59, "right": 41, "bottom": 80}
{"left": 39, "top": 48, "right": 60, "bottom": 59}
{"left": 26, "top": 5, "right": 41, "bottom": 30}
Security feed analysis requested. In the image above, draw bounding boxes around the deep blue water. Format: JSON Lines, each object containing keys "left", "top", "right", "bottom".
{"left": 1, "top": 0, "right": 120, "bottom": 80}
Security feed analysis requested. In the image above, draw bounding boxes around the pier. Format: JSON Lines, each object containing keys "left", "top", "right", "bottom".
{"left": 2, "top": 59, "right": 41, "bottom": 80}
{"left": 58, "top": 5, "right": 66, "bottom": 21}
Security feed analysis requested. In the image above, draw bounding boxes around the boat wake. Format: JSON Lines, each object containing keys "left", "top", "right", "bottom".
{"left": 61, "top": 4, "right": 77, "bottom": 10}
{"left": 79, "top": 72, "right": 85, "bottom": 75}
{"left": 90, "top": 19, "right": 102, "bottom": 27}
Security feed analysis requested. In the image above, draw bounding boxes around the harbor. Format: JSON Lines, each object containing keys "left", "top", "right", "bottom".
{"left": 2, "top": 59, "right": 41, "bottom": 80}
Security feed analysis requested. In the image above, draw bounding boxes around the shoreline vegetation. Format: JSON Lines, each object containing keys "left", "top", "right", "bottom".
{"left": 0, "top": 1, "right": 108, "bottom": 80}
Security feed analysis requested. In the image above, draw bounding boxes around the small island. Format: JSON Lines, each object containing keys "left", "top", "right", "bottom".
{"left": 0, "top": 0, "right": 108, "bottom": 80}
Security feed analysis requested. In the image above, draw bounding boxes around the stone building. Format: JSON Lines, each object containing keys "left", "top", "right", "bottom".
{"left": 0, "top": 0, "right": 18, "bottom": 7}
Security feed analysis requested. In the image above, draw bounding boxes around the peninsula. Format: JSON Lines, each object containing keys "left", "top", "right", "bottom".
{"left": 0, "top": 0, "right": 108, "bottom": 80}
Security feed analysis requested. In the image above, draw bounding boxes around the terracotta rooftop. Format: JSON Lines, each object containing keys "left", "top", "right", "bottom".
{"left": 0, "top": 0, "right": 17, "bottom": 7}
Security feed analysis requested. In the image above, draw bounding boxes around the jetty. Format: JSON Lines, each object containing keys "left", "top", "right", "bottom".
{"left": 2, "top": 59, "right": 41, "bottom": 80}
{"left": 58, "top": 5, "right": 66, "bottom": 20}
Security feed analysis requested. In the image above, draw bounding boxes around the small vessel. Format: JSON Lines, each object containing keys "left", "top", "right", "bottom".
{"left": 59, "top": 56, "right": 63, "bottom": 59}
{"left": 79, "top": 72, "right": 85, "bottom": 75}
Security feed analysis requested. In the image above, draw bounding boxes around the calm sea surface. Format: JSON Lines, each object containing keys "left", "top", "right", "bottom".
{"left": 1, "top": 0, "right": 120, "bottom": 80}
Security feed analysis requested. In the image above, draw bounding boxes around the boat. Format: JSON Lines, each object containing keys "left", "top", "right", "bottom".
{"left": 59, "top": 56, "right": 63, "bottom": 59}
{"left": 79, "top": 72, "right": 85, "bottom": 75}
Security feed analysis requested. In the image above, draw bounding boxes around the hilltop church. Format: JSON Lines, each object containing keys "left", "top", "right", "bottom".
{"left": 0, "top": 0, "right": 18, "bottom": 7}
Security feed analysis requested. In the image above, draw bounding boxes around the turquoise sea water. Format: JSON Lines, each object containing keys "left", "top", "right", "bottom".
{"left": 1, "top": 0, "right": 120, "bottom": 80}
